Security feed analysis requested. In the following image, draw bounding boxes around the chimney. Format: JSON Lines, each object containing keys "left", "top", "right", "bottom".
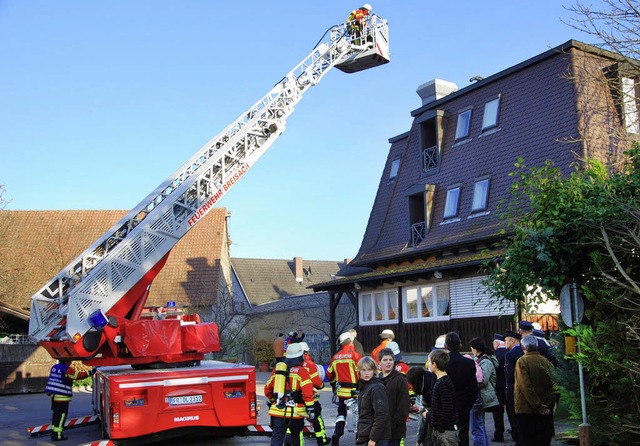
{"left": 294, "top": 257, "right": 303, "bottom": 283}
{"left": 416, "top": 79, "right": 458, "bottom": 106}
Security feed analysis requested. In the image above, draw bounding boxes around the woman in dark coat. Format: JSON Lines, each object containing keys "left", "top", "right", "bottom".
{"left": 356, "top": 356, "right": 391, "bottom": 445}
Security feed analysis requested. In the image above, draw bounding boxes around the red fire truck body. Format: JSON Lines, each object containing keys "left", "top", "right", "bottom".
{"left": 93, "top": 361, "right": 257, "bottom": 440}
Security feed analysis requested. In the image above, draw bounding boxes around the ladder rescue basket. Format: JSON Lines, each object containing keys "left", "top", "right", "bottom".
{"left": 336, "top": 15, "right": 390, "bottom": 73}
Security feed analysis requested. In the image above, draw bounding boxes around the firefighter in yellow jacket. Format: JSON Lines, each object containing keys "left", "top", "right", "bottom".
{"left": 346, "top": 3, "right": 372, "bottom": 45}
{"left": 45, "top": 360, "right": 94, "bottom": 442}
{"left": 264, "top": 342, "right": 316, "bottom": 446}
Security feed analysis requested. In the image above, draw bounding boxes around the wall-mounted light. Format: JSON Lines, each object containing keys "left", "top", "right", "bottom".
{"left": 433, "top": 271, "right": 443, "bottom": 279}
{"left": 354, "top": 282, "right": 362, "bottom": 291}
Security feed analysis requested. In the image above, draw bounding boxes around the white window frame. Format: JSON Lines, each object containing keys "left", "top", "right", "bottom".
{"left": 471, "top": 178, "right": 490, "bottom": 212}
{"left": 455, "top": 109, "right": 472, "bottom": 140}
{"left": 622, "top": 77, "right": 640, "bottom": 134}
{"left": 389, "top": 158, "right": 401, "bottom": 180}
{"left": 359, "top": 289, "right": 399, "bottom": 325}
{"left": 482, "top": 96, "right": 500, "bottom": 130}
{"left": 443, "top": 186, "right": 461, "bottom": 219}
{"left": 402, "top": 283, "right": 450, "bottom": 323}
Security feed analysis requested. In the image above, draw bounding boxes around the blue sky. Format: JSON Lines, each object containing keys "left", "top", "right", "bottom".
{"left": 0, "top": 1, "right": 599, "bottom": 261}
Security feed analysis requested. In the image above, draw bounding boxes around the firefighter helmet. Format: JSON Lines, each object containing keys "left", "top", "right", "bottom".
{"left": 286, "top": 342, "right": 303, "bottom": 359}
{"left": 339, "top": 332, "right": 352, "bottom": 344}
{"left": 362, "top": 4, "right": 372, "bottom": 11}
{"left": 387, "top": 341, "right": 400, "bottom": 356}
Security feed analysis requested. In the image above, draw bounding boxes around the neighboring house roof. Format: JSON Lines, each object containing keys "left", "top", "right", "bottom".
{"left": 0, "top": 208, "right": 228, "bottom": 312}
{"left": 247, "top": 291, "right": 335, "bottom": 315}
{"left": 231, "top": 257, "right": 345, "bottom": 306}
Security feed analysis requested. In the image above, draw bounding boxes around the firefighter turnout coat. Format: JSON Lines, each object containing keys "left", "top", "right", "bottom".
{"left": 327, "top": 344, "right": 362, "bottom": 398}
{"left": 264, "top": 364, "right": 315, "bottom": 419}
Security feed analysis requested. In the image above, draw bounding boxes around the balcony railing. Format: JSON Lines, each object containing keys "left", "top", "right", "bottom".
{"left": 422, "top": 145, "right": 438, "bottom": 172}
{"left": 410, "top": 221, "right": 427, "bottom": 247}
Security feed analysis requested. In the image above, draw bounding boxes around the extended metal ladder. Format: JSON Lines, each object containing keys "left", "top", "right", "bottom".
{"left": 29, "top": 15, "right": 390, "bottom": 349}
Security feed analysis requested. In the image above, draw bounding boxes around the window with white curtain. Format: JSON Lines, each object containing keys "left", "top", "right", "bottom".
{"left": 403, "top": 283, "right": 450, "bottom": 322}
{"left": 359, "top": 289, "right": 399, "bottom": 324}
{"left": 471, "top": 178, "right": 490, "bottom": 212}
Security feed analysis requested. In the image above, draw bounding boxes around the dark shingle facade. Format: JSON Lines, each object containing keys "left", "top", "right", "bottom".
{"left": 314, "top": 40, "right": 633, "bottom": 354}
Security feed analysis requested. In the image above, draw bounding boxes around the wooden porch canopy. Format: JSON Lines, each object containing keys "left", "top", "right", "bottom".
{"left": 310, "top": 249, "right": 502, "bottom": 355}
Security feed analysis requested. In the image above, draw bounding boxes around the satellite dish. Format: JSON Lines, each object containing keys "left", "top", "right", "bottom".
{"left": 560, "top": 283, "right": 584, "bottom": 327}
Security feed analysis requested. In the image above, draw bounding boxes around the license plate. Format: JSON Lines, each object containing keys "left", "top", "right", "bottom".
{"left": 169, "top": 395, "right": 203, "bottom": 406}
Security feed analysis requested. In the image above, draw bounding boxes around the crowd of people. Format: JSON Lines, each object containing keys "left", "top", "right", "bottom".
{"left": 264, "top": 321, "right": 558, "bottom": 446}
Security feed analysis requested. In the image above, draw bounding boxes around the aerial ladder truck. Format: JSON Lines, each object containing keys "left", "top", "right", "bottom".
{"left": 28, "top": 13, "right": 389, "bottom": 442}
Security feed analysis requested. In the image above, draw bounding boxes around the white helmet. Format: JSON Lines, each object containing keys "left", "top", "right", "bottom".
{"left": 299, "top": 342, "right": 310, "bottom": 352}
{"left": 362, "top": 3, "right": 372, "bottom": 12}
{"left": 386, "top": 341, "right": 401, "bottom": 356}
{"left": 285, "top": 342, "right": 304, "bottom": 359}
{"left": 339, "top": 332, "right": 352, "bottom": 344}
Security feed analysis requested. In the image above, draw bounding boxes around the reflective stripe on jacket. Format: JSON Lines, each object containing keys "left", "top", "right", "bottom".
{"left": 302, "top": 354, "right": 324, "bottom": 390}
{"left": 45, "top": 363, "right": 72, "bottom": 398}
{"left": 264, "top": 364, "right": 315, "bottom": 419}
{"left": 326, "top": 344, "right": 361, "bottom": 398}
{"left": 45, "top": 363, "right": 91, "bottom": 402}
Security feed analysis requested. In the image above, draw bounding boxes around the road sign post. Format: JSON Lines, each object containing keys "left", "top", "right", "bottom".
{"left": 561, "top": 282, "right": 591, "bottom": 446}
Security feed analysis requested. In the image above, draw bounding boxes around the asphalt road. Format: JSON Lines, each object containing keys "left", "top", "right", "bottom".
{"left": 1, "top": 371, "right": 573, "bottom": 446}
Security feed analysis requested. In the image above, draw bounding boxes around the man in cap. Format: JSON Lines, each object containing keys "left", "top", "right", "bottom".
{"left": 491, "top": 333, "right": 507, "bottom": 442}
{"left": 514, "top": 335, "right": 556, "bottom": 446}
{"left": 326, "top": 332, "right": 362, "bottom": 446}
{"left": 371, "top": 328, "right": 394, "bottom": 364}
{"left": 519, "top": 321, "right": 558, "bottom": 366}
{"left": 504, "top": 329, "right": 523, "bottom": 445}
{"left": 264, "top": 342, "right": 316, "bottom": 446}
